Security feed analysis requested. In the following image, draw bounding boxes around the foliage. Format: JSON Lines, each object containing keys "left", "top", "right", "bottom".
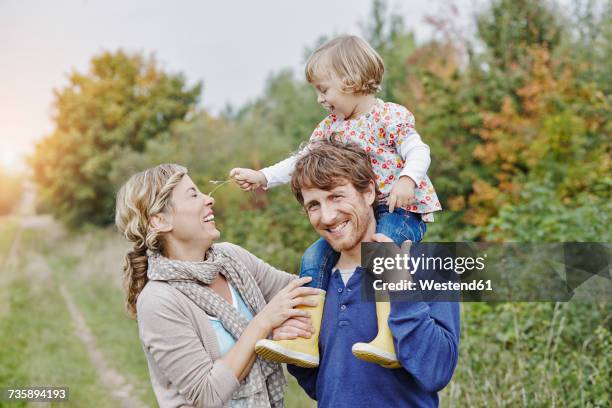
{"left": 444, "top": 301, "right": 611, "bottom": 407}
{"left": 484, "top": 178, "right": 611, "bottom": 242}
{"left": 29, "top": 50, "right": 201, "bottom": 228}
{"left": 476, "top": 0, "right": 562, "bottom": 72}
{"left": 360, "top": 0, "right": 417, "bottom": 102}
{"left": 236, "top": 70, "right": 324, "bottom": 147}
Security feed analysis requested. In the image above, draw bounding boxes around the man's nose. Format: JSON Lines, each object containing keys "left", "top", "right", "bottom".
{"left": 319, "top": 203, "right": 336, "bottom": 225}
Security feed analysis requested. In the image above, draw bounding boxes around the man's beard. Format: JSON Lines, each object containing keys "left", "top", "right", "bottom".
{"left": 327, "top": 205, "right": 374, "bottom": 253}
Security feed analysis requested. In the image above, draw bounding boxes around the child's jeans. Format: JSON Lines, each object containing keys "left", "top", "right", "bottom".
{"left": 300, "top": 204, "right": 427, "bottom": 289}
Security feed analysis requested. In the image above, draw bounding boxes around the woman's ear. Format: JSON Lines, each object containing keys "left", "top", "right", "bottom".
{"left": 150, "top": 213, "right": 173, "bottom": 233}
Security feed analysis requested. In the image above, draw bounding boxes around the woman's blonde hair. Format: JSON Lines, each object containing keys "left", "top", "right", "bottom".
{"left": 115, "top": 163, "right": 187, "bottom": 317}
{"left": 305, "top": 35, "right": 384, "bottom": 94}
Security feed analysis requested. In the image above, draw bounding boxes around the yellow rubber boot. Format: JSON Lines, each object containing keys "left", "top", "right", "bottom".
{"left": 255, "top": 291, "right": 325, "bottom": 368}
{"left": 351, "top": 301, "right": 401, "bottom": 369}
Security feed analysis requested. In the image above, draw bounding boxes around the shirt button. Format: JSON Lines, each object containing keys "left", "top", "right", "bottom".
{"left": 338, "top": 288, "right": 343, "bottom": 293}
{"left": 340, "top": 304, "right": 347, "bottom": 310}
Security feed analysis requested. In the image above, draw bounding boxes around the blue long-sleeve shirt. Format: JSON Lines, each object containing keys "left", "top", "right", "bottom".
{"left": 288, "top": 265, "right": 460, "bottom": 407}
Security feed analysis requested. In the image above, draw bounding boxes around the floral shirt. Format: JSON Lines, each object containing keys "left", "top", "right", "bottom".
{"left": 261, "top": 99, "right": 442, "bottom": 222}
{"left": 309, "top": 99, "right": 441, "bottom": 222}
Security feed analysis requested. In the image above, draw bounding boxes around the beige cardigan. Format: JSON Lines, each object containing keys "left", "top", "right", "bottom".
{"left": 136, "top": 242, "right": 295, "bottom": 408}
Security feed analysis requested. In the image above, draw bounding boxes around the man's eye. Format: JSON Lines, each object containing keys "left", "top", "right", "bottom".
{"left": 332, "top": 195, "right": 343, "bottom": 200}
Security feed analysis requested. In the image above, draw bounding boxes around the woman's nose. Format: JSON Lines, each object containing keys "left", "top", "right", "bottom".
{"left": 203, "top": 193, "right": 214, "bottom": 206}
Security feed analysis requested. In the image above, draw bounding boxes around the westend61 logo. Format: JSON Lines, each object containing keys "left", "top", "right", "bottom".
{"left": 360, "top": 242, "right": 611, "bottom": 302}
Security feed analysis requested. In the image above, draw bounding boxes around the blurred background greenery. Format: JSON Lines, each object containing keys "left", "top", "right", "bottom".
{"left": 1, "top": 0, "right": 610, "bottom": 406}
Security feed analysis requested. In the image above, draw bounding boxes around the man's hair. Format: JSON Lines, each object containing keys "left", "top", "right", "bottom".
{"left": 305, "top": 35, "right": 384, "bottom": 94}
{"left": 291, "top": 138, "right": 379, "bottom": 207}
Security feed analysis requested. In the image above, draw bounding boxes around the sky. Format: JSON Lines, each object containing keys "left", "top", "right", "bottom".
{"left": 0, "top": 0, "right": 483, "bottom": 171}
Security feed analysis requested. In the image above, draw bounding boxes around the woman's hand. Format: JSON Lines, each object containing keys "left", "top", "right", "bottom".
{"left": 229, "top": 168, "right": 268, "bottom": 191}
{"left": 255, "top": 277, "right": 322, "bottom": 333}
{"left": 218, "top": 277, "right": 319, "bottom": 383}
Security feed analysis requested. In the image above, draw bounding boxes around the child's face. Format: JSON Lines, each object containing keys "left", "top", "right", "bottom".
{"left": 312, "top": 76, "right": 359, "bottom": 120}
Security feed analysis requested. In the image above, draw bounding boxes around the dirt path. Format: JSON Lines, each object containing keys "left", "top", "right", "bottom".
{"left": 6, "top": 215, "right": 149, "bottom": 408}
{"left": 3, "top": 225, "right": 23, "bottom": 265}
{"left": 59, "top": 284, "right": 149, "bottom": 408}
{"left": 0, "top": 221, "right": 23, "bottom": 318}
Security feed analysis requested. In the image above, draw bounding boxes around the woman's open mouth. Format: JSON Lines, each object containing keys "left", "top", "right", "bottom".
{"left": 203, "top": 214, "right": 215, "bottom": 223}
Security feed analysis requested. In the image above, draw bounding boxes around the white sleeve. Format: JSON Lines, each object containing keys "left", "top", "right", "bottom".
{"left": 260, "top": 155, "right": 299, "bottom": 188}
{"left": 398, "top": 128, "right": 431, "bottom": 186}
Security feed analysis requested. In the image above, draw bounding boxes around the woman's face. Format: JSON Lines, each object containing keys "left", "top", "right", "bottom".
{"left": 166, "top": 175, "right": 220, "bottom": 248}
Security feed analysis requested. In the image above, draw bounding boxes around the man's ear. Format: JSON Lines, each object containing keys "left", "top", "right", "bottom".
{"left": 365, "top": 180, "right": 376, "bottom": 206}
{"left": 150, "top": 212, "right": 173, "bottom": 233}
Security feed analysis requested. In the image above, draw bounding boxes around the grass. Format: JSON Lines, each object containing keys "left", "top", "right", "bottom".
{"left": 46, "top": 252, "right": 158, "bottom": 408}
{"left": 285, "top": 368, "right": 317, "bottom": 408}
{"left": 439, "top": 302, "right": 611, "bottom": 408}
{"left": 0, "top": 220, "right": 115, "bottom": 407}
{"left": 0, "top": 217, "right": 18, "bottom": 256}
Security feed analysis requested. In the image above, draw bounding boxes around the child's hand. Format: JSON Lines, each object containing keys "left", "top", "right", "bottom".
{"left": 229, "top": 168, "right": 268, "bottom": 191}
{"left": 388, "top": 176, "right": 416, "bottom": 213}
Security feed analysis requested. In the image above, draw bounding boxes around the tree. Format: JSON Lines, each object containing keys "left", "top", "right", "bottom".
{"left": 29, "top": 50, "right": 201, "bottom": 227}
{"left": 360, "top": 0, "right": 416, "bottom": 103}
{"left": 476, "top": 0, "right": 562, "bottom": 72}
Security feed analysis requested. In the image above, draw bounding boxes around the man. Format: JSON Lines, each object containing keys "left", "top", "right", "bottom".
{"left": 282, "top": 141, "right": 460, "bottom": 407}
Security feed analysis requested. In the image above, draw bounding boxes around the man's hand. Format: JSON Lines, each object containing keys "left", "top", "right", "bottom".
{"left": 387, "top": 176, "right": 416, "bottom": 213}
{"left": 229, "top": 168, "right": 268, "bottom": 192}
{"left": 372, "top": 233, "right": 413, "bottom": 251}
{"left": 272, "top": 316, "right": 315, "bottom": 340}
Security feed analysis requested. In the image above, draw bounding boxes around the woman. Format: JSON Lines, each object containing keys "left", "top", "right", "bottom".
{"left": 115, "top": 163, "right": 321, "bottom": 408}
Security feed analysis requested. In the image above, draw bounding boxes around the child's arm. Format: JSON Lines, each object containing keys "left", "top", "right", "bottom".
{"left": 229, "top": 168, "right": 268, "bottom": 191}
{"left": 397, "top": 127, "right": 431, "bottom": 188}
{"left": 229, "top": 155, "right": 298, "bottom": 192}
{"left": 230, "top": 116, "right": 329, "bottom": 191}
{"left": 260, "top": 154, "right": 300, "bottom": 188}
{"left": 388, "top": 110, "right": 432, "bottom": 212}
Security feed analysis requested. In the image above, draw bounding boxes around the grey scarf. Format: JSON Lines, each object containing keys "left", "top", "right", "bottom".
{"left": 147, "top": 244, "right": 286, "bottom": 408}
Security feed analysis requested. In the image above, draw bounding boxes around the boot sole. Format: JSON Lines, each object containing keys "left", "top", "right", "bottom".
{"left": 351, "top": 343, "right": 401, "bottom": 369}
{"left": 255, "top": 339, "right": 319, "bottom": 368}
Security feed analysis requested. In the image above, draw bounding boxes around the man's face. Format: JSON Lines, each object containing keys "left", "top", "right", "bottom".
{"left": 301, "top": 180, "right": 376, "bottom": 252}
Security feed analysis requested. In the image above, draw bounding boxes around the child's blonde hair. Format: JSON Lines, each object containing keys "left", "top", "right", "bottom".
{"left": 305, "top": 35, "right": 384, "bottom": 94}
